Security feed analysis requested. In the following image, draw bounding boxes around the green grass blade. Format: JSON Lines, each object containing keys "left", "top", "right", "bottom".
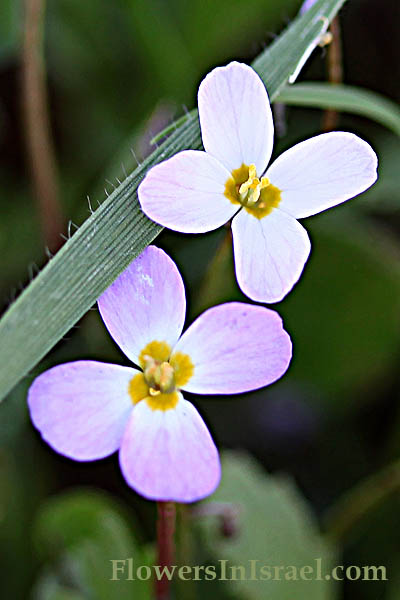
{"left": 277, "top": 82, "right": 400, "bottom": 136}
{"left": 0, "top": 0, "right": 346, "bottom": 402}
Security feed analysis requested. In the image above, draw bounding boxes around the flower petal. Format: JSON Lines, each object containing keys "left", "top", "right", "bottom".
{"left": 28, "top": 361, "right": 136, "bottom": 461}
{"left": 232, "top": 208, "right": 311, "bottom": 303}
{"left": 138, "top": 150, "right": 237, "bottom": 233}
{"left": 266, "top": 132, "right": 378, "bottom": 219}
{"left": 173, "top": 302, "right": 291, "bottom": 394}
{"left": 198, "top": 61, "right": 274, "bottom": 175}
{"left": 98, "top": 246, "right": 186, "bottom": 364}
{"left": 119, "top": 393, "right": 220, "bottom": 502}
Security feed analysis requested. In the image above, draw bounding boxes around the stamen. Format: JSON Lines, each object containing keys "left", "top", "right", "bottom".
{"left": 238, "top": 164, "right": 270, "bottom": 206}
{"left": 130, "top": 341, "right": 194, "bottom": 411}
{"left": 158, "top": 362, "right": 175, "bottom": 393}
{"left": 224, "top": 163, "right": 282, "bottom": 219}
{"left": 143, "top": 357, "right": 175, "bottom": 394}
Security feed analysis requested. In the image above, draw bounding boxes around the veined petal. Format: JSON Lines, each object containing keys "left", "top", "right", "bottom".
{"left": 232, "top": 208, "right": 311, "bottom": 303}
{"left": 98, "top": 246, "right": 186, "bottom": 364}
{"left": 138, "top": 150, "right": 236, "bottom": 233}
{"left": 119, "top": 393, "right": 220, "bottom": 502}
{"left": 198, "top": 61, "right": 274, "bottom": 175}
{"left": 266, "top": 132, "right": 378, "bottom": 219}
{"left": 28, "top": 361, "right": 136, "bottom": 461}
{"left": 173, "top": 303, "right": 292, "bottom": 395}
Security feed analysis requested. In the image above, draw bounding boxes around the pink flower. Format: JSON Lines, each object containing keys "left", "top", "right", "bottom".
{"left": 28, "top": 246, "right": 292, "bottom": 502}
{"left": 138, "top": 62, "right": 378, "bottom": 303}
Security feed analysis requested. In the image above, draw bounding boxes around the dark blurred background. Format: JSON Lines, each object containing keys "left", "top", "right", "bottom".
{"left": 1, "top": 1, "right": 400, "bottom": 599}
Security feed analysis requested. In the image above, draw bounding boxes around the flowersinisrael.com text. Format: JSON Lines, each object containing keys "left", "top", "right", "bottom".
{"left": 110, "top": 558, "right": 387, "bottom": 582}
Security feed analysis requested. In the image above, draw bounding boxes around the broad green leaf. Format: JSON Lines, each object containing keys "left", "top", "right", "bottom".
{"left": 277, "top": 83, "right": 400, "bottom": 137}
{"left": 199, "top": 451, "right": 338, "bottom": 600}
{"left": 33, "top": 489, "right": 151, "bottom": 600}
{"left": 0, "top": 0, "right": 347, "bottom": 403}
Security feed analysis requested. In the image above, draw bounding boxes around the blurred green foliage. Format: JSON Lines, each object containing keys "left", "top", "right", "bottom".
{"left": 199, "top": 452, "right": 337, "bottom": 600}
{"left": 0, "top": 0, "right": 400, "bottom": 599}
{"left": 32, "top": 490, "right": 151, "bottom": 600}
{"left": 195, "top": 210, "right": 400, "bottom": 409}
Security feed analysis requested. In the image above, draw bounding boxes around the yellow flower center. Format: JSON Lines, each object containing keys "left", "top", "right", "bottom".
{"left": 128, "top": 340, "right": 194, "bottom": 411}
{"left": 224, "top": 163, "right": 281, "bottom": 219}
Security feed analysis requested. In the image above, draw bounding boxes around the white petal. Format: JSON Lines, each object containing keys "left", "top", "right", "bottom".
{"left": 198, "top": 61, "right": 274, "bottom": 175}
{"left": 28, "top": 361, "right": 135, "bottom": 461}
{"left": 232, "top": 208, "right": 311, "bottom": 303}
{"left": 173, "top": 303, "right": 292, "bottom": 395}
{"left": 98, "top": 246, "right": 186, "bottom": 364}
{"left": 266, "top": 132, "right": 378, "bottom": 219}
{"left": 119, "top": 393, "right": 221, "bottom": 502}
{"left": 138, "top": 150, "right": 237, "bottom": 233}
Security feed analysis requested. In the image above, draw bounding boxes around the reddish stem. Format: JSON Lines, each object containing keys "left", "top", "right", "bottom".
{"left": 155, "top": 501, "right": 176, "bottom": 600}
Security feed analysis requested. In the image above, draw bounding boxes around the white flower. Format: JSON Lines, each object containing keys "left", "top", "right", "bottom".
{"left": 138, "top": 62, "right": 377, "bottom": 303}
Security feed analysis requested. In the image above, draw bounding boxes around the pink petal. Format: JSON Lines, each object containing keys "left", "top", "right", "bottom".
{"left": 98, "top": 246, "right": 186, "bottom": 364}
{"left": 138, "top": 150, "right": 236, "bottom": 233}
{"left": 119, "top": 393, "right": 220, "bottom": 502}
{"left": 28, "top": 361, "right": 136, "bottom": 461}
{"left": 266, "top": 132, "right": 378, "bottom": 219}
{"left": 173, "top": 303, "right": 291, "bottom": 394}
{"left": 232, "top": 208, "right": 311, "bottom": 303}
{"left": 198, "top": 61, "right": 274, "bottom": 175}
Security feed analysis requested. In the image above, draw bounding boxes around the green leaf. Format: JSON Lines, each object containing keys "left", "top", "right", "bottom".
{"left": 0, "top": 0, "right": 347, "bottom": 403}
{"left": 277, "top": 82, "right": 400, "bottom": 137}
{"left": 33, "top": 489, "right": 151, "bottom": 600}
{"left": 199, "top": 451, "right": 338, "bottom": 600}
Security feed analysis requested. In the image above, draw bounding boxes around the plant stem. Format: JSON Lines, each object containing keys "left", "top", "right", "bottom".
{"left": 323, "top": 458, "right": 400, "bottom": 543}
{"left": 156, "top": 501, "right": 176, "bottom": 600}
{"left": 322, "top": 15, "right": 343, "bottom": 131}
{"left": 22, "top": 0, "right": 64, "bottom": 252}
